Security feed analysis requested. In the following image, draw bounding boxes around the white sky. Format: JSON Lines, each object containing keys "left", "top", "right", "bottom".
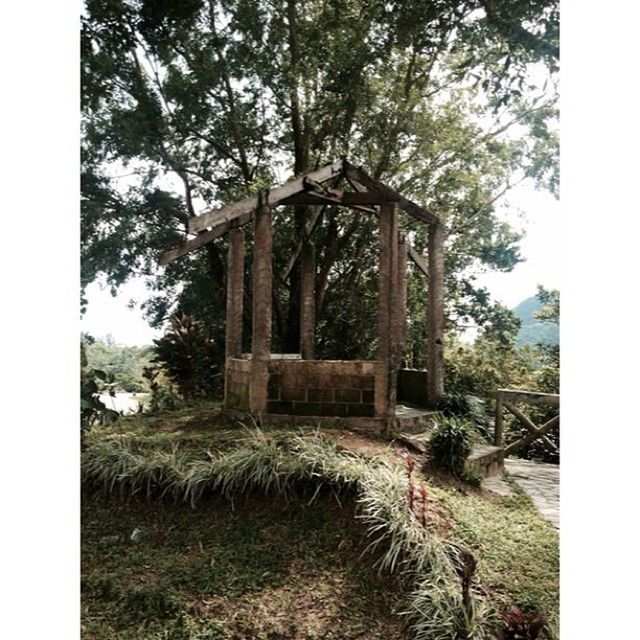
{"left": 80, "top": 179, "right": 560, "bottom": 346}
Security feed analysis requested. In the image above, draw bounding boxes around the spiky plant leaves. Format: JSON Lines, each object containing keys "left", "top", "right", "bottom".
{"left": 83, "top": 431, "right": 493, "bottom": 639}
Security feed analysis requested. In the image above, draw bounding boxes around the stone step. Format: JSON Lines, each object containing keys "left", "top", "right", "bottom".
{"left": 394, "top": 432, "right": 431, "bottom": 454}
{"left": 394, "top": 404, "right": 440, "bottom": 435}
{"left": 465, "top": 444, "right": 505, "bottom": 478}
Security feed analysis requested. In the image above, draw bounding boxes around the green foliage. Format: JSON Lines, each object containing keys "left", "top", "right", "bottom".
{"left": 142, "top": 365, "right": 184, "bottom": 413}
{"left": 81, "top": 339, "right": 120, "bottom": 439}
{"left": 83, "top": 410, "right": 559, "bottom": 639}
{"left": 438, "top": 392, "right": 492, "bottom": 440}
{"left": 433, "top": 481, "right": 558, "bottom": 638}
{"left": 82, "top": 493, "right": 406, "bottom": 640}
{"left": 504, "top": 287, "right": 559, "bottom": 462}
{"left": 534, "top": 286, "right": 559, "bottom": 325}
{"left": 83, "top": 333, "right": 155, "bottom": 392}
{"left": 152, "top": 314, "right": 222, "bottom": 401}
{"left": 444, "top": 335, "right": 539, "bottom": 398}
{"left": 429, "top": 417, "right": 474, "bottom": 477}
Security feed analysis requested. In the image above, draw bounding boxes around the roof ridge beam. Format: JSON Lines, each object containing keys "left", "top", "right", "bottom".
{"left": 342, "top": 160, "right": 439, "bottom": 225}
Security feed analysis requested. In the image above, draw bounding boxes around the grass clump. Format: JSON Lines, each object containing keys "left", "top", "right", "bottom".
{"left": 429, "top": 417, "right": 474, "bottom": 477}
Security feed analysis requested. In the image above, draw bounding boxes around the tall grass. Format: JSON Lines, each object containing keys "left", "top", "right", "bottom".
{"left": 82, "top": 430, "right": 494, "bottom": 639}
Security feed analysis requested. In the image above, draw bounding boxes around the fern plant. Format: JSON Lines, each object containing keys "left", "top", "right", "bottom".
{"left": 429, "top": 417, "right": 474, "bottom": 477}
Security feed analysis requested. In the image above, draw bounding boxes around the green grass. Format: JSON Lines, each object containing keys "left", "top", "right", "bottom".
{"left": 431, "top": 479, "right": 559, "bottom": 635}
{"left": 82, "top": 493, "right": 408, "bottom": 640}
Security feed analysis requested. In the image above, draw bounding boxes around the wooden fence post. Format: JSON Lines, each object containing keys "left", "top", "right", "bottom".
{"left": 494, "top": 392, "right": 504, "bottom": 446}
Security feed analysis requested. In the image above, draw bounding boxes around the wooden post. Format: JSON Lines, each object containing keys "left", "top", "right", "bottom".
{"left": 249, "top": 203, "right": 273, "bottom": 413}
{"left": 494, "top": 392, "right": 504, "bottom": 446}
{"left": 427, "top": 220, "right": 445, "bottom": 406}
{"left": 299, "top": 240, "right": 315, "bottom": 359}
{"left": 376, "top": 203, "right": 399, "bottom": 421}
{"left": 225, "top": 228, "right": 245, "bottom": 360}
{"left": 396, "top": 235, "right": 408, "bottom": 369}
{"left": 224, "top": 227, "right": 245, "bottom": 408}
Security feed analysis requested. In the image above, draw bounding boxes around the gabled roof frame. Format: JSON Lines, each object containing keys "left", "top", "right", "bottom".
{"left": 159, "top": 158, "right": 439, "bottom": 266}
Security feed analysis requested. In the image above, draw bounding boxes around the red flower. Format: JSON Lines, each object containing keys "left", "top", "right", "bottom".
{"left": 419, "top": 486, "right": 428, "bottom": 527}
{"left": 405, "top": 453, "right": 416, "bottom": 476}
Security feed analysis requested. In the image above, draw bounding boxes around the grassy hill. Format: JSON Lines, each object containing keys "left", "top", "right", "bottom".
{"left": 513, "top": 296, "right": 559, "bottom": 347}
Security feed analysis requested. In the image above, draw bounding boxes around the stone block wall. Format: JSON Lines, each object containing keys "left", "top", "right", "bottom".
{"left": 225, "top": 357, "right": 251, "bottom": 411}
{"left": 397, "top": 368, "right": 429, "bottom": 406}
{"left": 267, "top": 360, "right": 376, "bottom": 417}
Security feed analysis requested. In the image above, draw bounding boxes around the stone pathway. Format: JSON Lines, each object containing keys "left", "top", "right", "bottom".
{"left": 504, "top": 458, "right": 559, "bottom": 528}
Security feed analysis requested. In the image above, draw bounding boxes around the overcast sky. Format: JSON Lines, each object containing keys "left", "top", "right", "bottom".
{"left": 81, "top": 179, "right": 560, "bottom": 346}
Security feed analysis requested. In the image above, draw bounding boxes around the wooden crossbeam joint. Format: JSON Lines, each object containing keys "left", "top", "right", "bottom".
{"left": 502, "top": 400, "right": 559, "bottom": 454}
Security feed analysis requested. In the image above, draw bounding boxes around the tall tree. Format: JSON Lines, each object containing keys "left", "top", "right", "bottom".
{"left": 81, "top": 0, "right": 559, "bottom": 360}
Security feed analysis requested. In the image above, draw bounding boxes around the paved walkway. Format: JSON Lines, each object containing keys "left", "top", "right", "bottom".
{"left": 504, "top": 458, "right": 559, "bottom": 528}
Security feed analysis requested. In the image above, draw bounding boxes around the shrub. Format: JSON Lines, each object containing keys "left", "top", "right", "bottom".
{"left": 438, "top": 393, "right": 491, "bottom": 441}
{"left": 142, "top": 366, "right": 184, "bottom": 413}
{"left": 152, "top": 314, "right": 222, "bottom": 401}
{"left": 429, "top": 418, "right": 474, "bottom": 477}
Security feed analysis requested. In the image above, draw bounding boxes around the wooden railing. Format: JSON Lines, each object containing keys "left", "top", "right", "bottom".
{"left": 493, "top": 389, "right": 560, "bottom": 455}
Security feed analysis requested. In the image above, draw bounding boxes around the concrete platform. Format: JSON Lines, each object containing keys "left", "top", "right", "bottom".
{"left": 465, "top": 444, "right": 505, "bottom": 478}
{"left": 225, "top": 403, "right": 439, "bottom": 433}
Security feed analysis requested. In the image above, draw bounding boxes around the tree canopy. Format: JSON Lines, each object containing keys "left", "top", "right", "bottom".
{"left": 81, "top": 0, "right": 559, "bottom": 362}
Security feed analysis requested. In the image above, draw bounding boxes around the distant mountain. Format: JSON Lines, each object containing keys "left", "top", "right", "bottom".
{"left": 513, "top": 296, "right": 559, "bottom": 347}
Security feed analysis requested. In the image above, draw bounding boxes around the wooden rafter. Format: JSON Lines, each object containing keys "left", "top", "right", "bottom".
{"left": 159, "top": 213, "right": 250, "bottom": 265}
{"left": 407, "top": 244, "right": 429, "bottom": 278}
{"left": 342, "top": 159, "right": 439, "bottom": 225}
{"left": 188, "top": 159, "right": 343, "bottom": 234}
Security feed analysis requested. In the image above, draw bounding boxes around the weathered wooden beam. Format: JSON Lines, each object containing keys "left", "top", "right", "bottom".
{"left": 494, "top": 394, "right": 504, "bottom": 446}
{"left": 503, "top": 400, "right": 559, "bottom": 453}
{"left": 279, "top": 193, "right": 379, "bottom": 214}
{"left": 396, "top": 235, "right": 408, "bottom": 369}
{"left": 189, "top": 160, "right": 343, "bottom": 234}
{"left": 342, "top": 160, "right": 439, "bottom": 225}
{"left": 249, "top": 204, "right": 273, "bottom": 413}
{"left": 282, "top": 190, "right": 392, "bottom": 206}
{"left": 159, "top": 212, "right": 252, "bottom": 265}
{"left": 408, "top": 244, "right": 429, "bottom": 278}
{"left": 495, "top": 389, "right": 560, "bottom": 407}
{"left": 426, "top": 220, "right": 445, "bottom": 406}
{"left": 504, "top": 415, "right": 560, "bottom": 456}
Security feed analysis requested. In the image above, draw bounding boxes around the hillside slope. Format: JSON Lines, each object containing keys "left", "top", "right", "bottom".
{"left": 513, "top": 296, "right": 559, "bottom": 347}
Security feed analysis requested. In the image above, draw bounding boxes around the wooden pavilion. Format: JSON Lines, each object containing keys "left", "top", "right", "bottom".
{"left": 160, "top": 158, "right": 445, "bottom": 431}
